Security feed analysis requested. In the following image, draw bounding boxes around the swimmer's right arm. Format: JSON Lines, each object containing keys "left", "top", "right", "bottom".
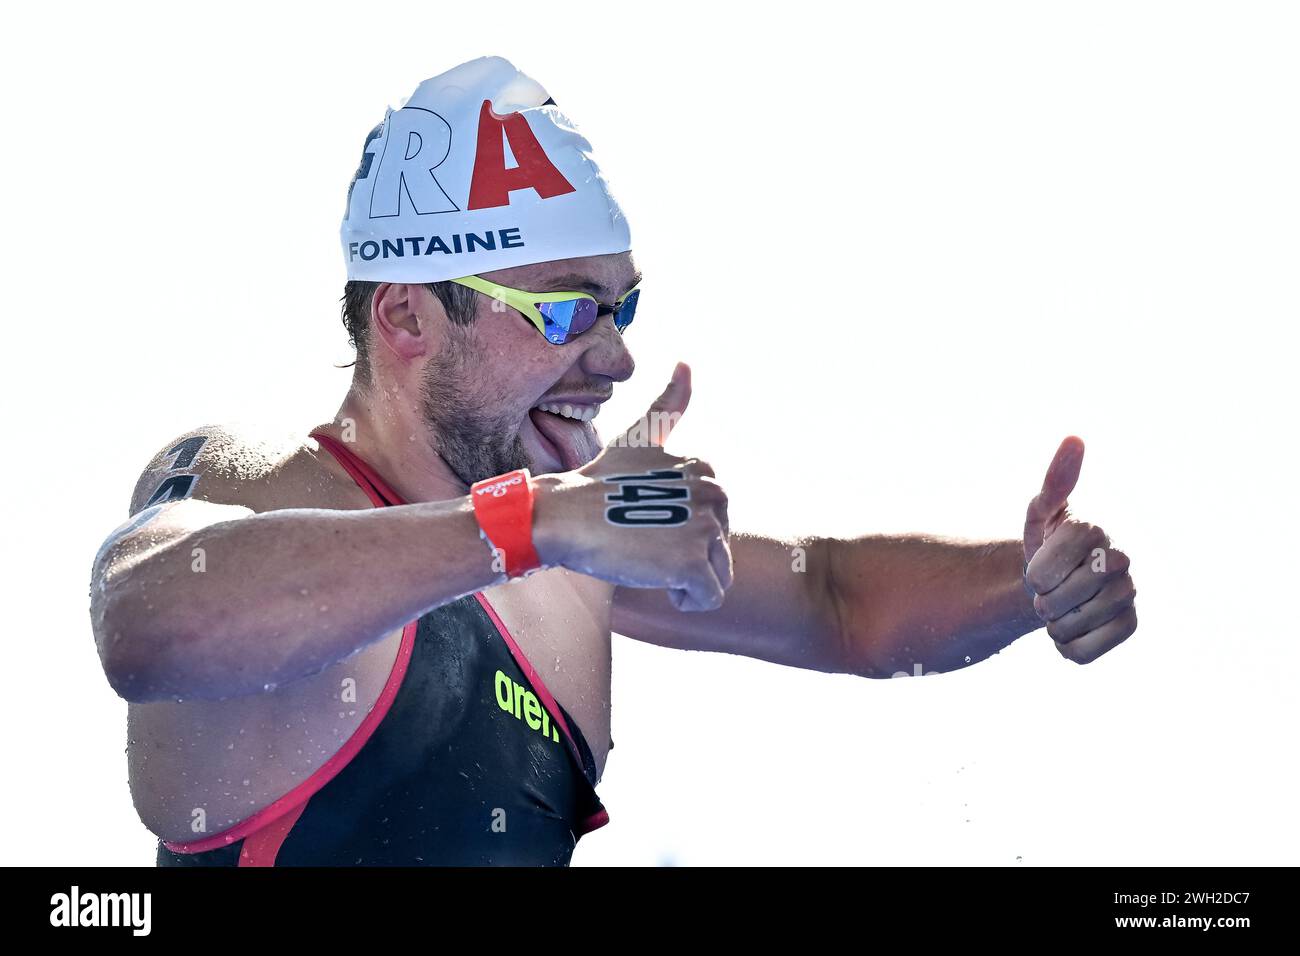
{"left": 90, "top": 430, "right": 503, "bottom": 703}
{"left": 92, "top": 384, "right": 731, "bottom": 703}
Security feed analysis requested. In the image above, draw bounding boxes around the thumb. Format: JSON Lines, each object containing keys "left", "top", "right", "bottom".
{"left": 1023, "top": 435, "right": 1085, "bottom": 560}
{"left": 614, "top": 361, "right": 692, "bottom": 449}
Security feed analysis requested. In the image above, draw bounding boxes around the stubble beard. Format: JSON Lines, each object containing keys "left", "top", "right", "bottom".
{"left": 418, "top": 329, "right": 530, "bottom": 486}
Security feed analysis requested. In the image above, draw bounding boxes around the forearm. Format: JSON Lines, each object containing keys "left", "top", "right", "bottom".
{"left": 612, "top": 532, "right": 836, "bottom": 669}
{"left": 96, "top": 499, "right": 499, "bottom": 701}
{"left": 828, "top": 534, "right": 1042, "bottom": 677}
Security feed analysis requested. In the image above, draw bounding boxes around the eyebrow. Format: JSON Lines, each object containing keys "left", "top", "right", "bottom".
{"left": 538, "top": 271, "right": 643, "bottom": 301}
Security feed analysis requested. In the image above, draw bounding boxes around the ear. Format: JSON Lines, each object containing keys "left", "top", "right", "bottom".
{"left": 370, "top": 283, "right": 435, "bottom": 363}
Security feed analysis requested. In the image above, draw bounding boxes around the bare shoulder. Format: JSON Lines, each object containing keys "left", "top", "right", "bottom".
{"left": 129, "top": 422, "right": 344, "bottom": 515}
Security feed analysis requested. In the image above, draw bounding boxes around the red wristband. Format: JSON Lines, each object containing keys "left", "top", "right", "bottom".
{"left": 470, "top": 469, "right": 543, "bottom": 578}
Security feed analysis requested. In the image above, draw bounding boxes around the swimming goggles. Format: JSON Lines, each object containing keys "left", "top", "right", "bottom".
{"left": 450, "top": 274, "right": 640, "bottom": 344}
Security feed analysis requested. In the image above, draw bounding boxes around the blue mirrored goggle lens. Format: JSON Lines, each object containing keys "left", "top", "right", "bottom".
{"left": 535, "top": 298, "right": 599, "bottom": 344}
{"left": 613, "top": 289, "right": 639, "bottom": 332}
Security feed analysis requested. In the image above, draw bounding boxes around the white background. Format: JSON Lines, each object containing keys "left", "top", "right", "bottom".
{"left": 1, "top": 0, "right": 1295, "bottom": 866}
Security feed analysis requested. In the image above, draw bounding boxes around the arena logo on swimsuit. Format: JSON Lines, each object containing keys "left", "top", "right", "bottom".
{"left": 494, "top": 669, "right": 562, "bottom": 743}
{"left": 345, "top": 100, "right": 575, "bottom": 265}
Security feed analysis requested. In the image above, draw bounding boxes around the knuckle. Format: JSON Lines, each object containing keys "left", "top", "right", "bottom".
{"left": 1024, "top": 565, "right": 1044, "bottom": 592}
{"left": 1061, "top": 637, "right": 1099, "bottom": 665}
{"left": 1055, "top": 640, "right": 1083, "bottom": 663}
{"left": 700, "top": 484, "right": 729, "bottom": 512}
{"left": 1121, "top": 606, "right": 1139, "bottom": 635}
{"left": 693, "top": 475, "right": 721, "bottom": 495}
{"left": 1116, "top": 578, "right": 1138, "bottom": 604}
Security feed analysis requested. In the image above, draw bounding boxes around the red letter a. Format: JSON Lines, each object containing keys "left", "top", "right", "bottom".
{"left": 467, "top": 100, "right": 576, "bottom": 210}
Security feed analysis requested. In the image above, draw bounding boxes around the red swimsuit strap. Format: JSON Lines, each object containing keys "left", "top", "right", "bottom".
{"left": 311, "top": 431, "right": 406, "bottom": 506}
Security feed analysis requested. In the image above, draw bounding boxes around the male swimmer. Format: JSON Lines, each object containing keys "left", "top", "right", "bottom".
{"left": 89, "top": 57, "right": 1138, "bottom": 866}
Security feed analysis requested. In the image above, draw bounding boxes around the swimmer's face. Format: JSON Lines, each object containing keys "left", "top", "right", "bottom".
{"left": 414, "top": 251, "right": 639, "bottom": 483}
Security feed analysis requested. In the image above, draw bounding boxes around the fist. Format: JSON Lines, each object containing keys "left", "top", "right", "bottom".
{"left": 533, "top": 362, "right": 733, "bottom": 611}
{"left": 1023, "top": 437, "right": 1138, "bottom": 664}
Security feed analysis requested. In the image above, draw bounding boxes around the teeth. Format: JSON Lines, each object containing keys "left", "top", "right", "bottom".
{"left": 534, "top": 402, "right": 598, "bottom": 422}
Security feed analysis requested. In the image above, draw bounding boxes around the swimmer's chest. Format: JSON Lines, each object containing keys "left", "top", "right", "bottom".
{"left": 269, "top": 591, "right": 605, "bottom": 865}
{"left": 345, "top": 567, "right": 614, "bottom": 777}
{"left": 155, "top": 589, "right": 611, "bottom": 865}
{"left": 480, "top": 568, "right": 614, "bottom": 773}
{"left": 130, "top": 569, "right": 613, "bottom": 844}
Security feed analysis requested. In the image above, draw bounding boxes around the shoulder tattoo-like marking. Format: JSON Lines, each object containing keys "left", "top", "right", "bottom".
{"left": 142, "top": 435, "right": 209, "bottom": 507}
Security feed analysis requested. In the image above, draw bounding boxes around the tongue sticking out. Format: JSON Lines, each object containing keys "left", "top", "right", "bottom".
{"left": 528, "top": 408, "right": 602, "bottom": 472}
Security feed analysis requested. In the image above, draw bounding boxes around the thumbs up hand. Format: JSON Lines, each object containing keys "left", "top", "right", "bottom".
{"left": 1022, "top": 437, "right": 1138, "bottom": 663}
{"left": 532, "top": 362, "right": 733, "bottom": 611}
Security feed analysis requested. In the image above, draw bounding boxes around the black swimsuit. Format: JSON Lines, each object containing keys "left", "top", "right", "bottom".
{"left": 156, "top": 433, "right": 607, "bottom": 866}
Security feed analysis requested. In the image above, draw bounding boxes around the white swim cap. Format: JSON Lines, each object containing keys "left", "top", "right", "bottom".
{"left": 341, "top": 57, "right": 631, "bottom": 283}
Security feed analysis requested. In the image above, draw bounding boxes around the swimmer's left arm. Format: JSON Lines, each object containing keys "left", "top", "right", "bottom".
{"left": 613, "top": 531, "right": 848, "bottom": 671}
{"left": 613, "top": 531, "right": 1037, "bottom": 675}
{"left": 613, "top": 436, "right": 1138, "bottom": 674}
